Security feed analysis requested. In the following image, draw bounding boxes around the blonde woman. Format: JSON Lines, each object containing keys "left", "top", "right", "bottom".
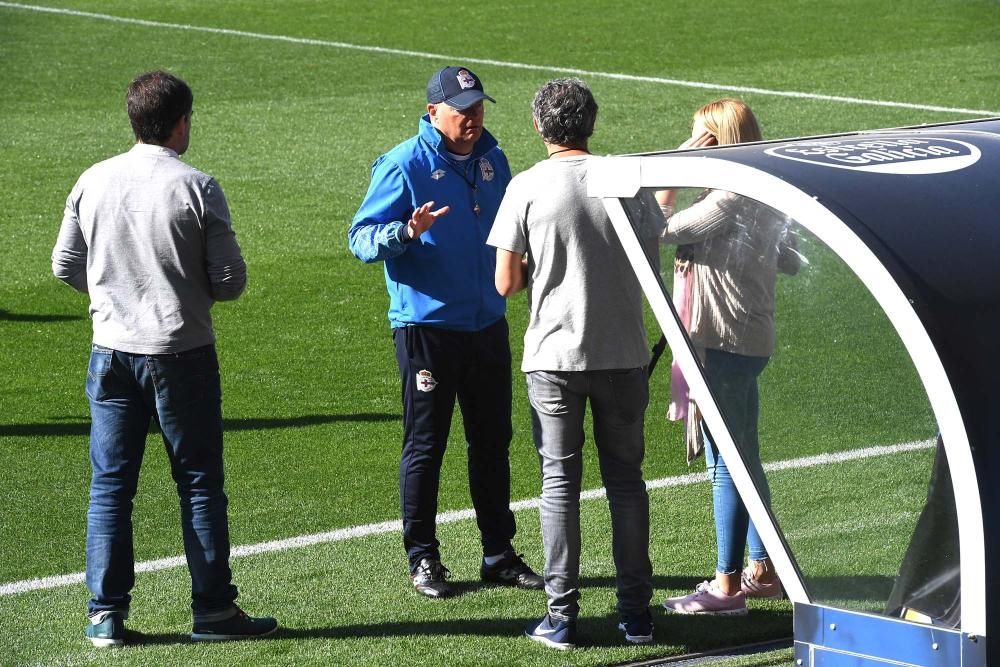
{"left": 657, "top": 99, "right": 799, "bottom": 616}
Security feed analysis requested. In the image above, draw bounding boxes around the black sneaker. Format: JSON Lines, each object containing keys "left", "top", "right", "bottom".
{"left": 411, "top": 558, "right": 453, "bottom": 598}
{"left": 525, "top": 613, "right": 576, "bottom": 650}
{"left": 85, "top": 611, "right": 126, "bottom": 647}
{"left": 191, "top": 606, "right": 278, "bottom": 641}
{"left": 618, "top": 608, "right": 654, "bottom": 644}
{"left": 480, "top": 551, "right": 544, "bottom": 590}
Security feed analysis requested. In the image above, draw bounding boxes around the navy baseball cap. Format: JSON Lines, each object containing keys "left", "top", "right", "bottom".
{"left": 427, "top": 66, "right": 495, "bottom": 110}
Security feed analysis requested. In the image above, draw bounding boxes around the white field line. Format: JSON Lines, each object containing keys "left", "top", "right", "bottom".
{"left": 784, "top": 510, "right": 920, "bottom": 542}
{"left": 0, "top": 438, "right": 934, "bottom": 598}
{"left": 1, "top": 2, "right": 997, "bottom": 117}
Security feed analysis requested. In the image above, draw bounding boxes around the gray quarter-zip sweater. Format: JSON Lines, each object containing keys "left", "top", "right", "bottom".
{"left": 52, "top": 143, "right": 246, "bottom": 354}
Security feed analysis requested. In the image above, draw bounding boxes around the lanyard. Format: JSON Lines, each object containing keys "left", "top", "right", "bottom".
{"left": 439, "top": 154, "right": 480, "bottom": 217}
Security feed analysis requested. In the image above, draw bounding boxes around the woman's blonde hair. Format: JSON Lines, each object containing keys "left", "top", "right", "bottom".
{"left": 694, "top": 98, "right": 762, "bottom": 145}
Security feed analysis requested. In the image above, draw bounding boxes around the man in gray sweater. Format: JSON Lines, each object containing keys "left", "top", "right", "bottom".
{"left": 52, "top": 70, "right": 276, "bottom": 647}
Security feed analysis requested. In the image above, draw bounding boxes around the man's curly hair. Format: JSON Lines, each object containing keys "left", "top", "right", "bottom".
{"left": 532, "top": 78, "right": 598, "bottom": 147}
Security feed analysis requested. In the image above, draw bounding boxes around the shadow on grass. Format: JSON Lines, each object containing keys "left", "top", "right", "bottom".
{"left": 0, "top": 309, "right": 84, "bottom": 323}
{"left": 799, "top": 575, "right": 896, "bottom": 605}
{"left": 272, "top": 608, "right": 791, "bottom": 651}
{"left": 121, "top": 629, "right": 191, "bottom": 646}
{"left": 111, "top": 611, "right": 791, "bottom": 658}
{"left": 276, "top": 615, "right": 536, "bottom": 641}
{"left": 583, "top": 574, "right": 896, "bottom": 604}
{"left": 0, "top": 413, "right": 399, "bottom": 438}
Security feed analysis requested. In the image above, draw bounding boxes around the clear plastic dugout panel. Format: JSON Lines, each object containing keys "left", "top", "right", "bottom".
{"left": 619, "top": 188, "right": 959, "bottom": 625}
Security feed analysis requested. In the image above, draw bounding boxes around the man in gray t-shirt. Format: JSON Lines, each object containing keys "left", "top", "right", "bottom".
{"left": 488, "top": 78, "right": 660, "bottom": 649}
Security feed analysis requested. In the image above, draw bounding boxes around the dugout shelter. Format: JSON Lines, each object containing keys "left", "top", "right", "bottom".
{"left": 587, "top": 118, "right": 1000, "bottom": 666}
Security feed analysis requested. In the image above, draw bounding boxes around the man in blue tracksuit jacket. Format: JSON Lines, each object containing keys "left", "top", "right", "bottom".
{"left": 348, "top": 66, "right": 542, "bottom": 598}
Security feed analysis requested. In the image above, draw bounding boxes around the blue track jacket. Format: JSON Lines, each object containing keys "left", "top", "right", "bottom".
{"left": 349, "top": 115, "right": 512, "bottom": 331}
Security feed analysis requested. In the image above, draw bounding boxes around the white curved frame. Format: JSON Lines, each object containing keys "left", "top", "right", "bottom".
{"left": 589, "top": 155, "right": 985, "bottom": 635}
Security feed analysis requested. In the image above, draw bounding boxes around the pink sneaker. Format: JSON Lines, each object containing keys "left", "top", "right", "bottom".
{"left": 741, "top": 567, "right": 783, "bottom": 599}
{"left": 662, "top": 581, "right": 748, "bottom": 616}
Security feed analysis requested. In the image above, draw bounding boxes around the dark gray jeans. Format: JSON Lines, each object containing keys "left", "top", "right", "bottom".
{"left": 527, "top": 368, "right": 653, "bottom": 621}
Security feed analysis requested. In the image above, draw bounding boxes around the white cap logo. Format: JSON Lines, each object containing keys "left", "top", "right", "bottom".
{"left": 766, "top": 136, "right": 980, "bottom": 175}
{"left": 456, "top": 69, "right": 476, "bottom": 90}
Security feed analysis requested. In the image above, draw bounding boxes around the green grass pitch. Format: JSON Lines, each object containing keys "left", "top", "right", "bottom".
{"left": 1, "top": 1, "right": 998, "bottom": 664}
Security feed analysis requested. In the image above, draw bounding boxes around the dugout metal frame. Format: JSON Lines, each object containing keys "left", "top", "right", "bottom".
{"left": 588, "top": 118, "right": 1000, "bottom": 666}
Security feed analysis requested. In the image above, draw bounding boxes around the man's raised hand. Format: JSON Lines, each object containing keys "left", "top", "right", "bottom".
{"left": 406, "top": 201, "right": 450, "bottom": 240}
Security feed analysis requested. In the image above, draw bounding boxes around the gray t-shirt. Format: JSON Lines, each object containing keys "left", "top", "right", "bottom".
{"left": 52, "top": 143, "right": 246, "bottom": 354}
{"left": 488, "top": 156, "right": 662, "bottom": 372}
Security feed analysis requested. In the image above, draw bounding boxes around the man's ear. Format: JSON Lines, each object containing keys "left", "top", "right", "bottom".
{"left": 165, "top": 114, "right": 187, "bottom": 144}
{"left": 161, "top": 112, "right": 193, "bottom": 154}
{"left": 532, "top": 116, "right": 540, "bottom": 134}
{"left": 427, "top": 103, "right": 437, "bottom": 122}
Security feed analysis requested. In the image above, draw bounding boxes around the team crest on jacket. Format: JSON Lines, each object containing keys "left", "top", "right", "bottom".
{"left": 456, "top": 69, "right": 476, "bottom": 90}
{"left": 416, "top": 369, "right": 438, "bottom": 392}
{"left": 431, "top": 168, "right": 446, "bottom": 180}
{"left": 478, "top": 158, "right": 494, "bottom": 182}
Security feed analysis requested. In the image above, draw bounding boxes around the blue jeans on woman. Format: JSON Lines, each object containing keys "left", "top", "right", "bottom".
{"left": 85, "top": 344, "right": 238, "bottom": 620}
{"left": 701, "top": 349, "right": 771, "bottom": 574}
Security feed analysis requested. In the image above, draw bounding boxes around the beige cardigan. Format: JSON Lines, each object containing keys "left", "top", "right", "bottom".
{"left": 661, "top": 190, "right": 800, "bottom": 358}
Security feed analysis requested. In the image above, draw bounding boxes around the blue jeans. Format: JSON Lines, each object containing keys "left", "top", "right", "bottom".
{"left": 527, "top": 368, "right": 652, "bottom": 621}
{"left": 701, "top": 349, "right": 771, "bottom": 574}
{"left": 85, "top": 344, "right": 238, "bottom": 619}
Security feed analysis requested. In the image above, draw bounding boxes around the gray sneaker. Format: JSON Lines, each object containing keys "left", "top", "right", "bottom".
{"left": 191, "top": 606, "right": 278, "bottom": 641}
{"left": 85, "top": 611, "right": 126, "bottom": 647}
{"left": 411, "top": 558, "right": 453, "bottom": 598}
{"left": 618, "top": 608, "right": 654, "bottom": 644}
{"left": 525, "top": 613, "right": 576, "bottom": 650}
{"left": 480, "top": 551, "right": 544, "bottom": 590}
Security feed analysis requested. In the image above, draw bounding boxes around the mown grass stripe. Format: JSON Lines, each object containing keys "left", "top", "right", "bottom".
{"left": 0, "top": 438, "right": 934, "bottom": 598}
{"left": 0, "top": 2, "right": 995, "bottom": 117}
